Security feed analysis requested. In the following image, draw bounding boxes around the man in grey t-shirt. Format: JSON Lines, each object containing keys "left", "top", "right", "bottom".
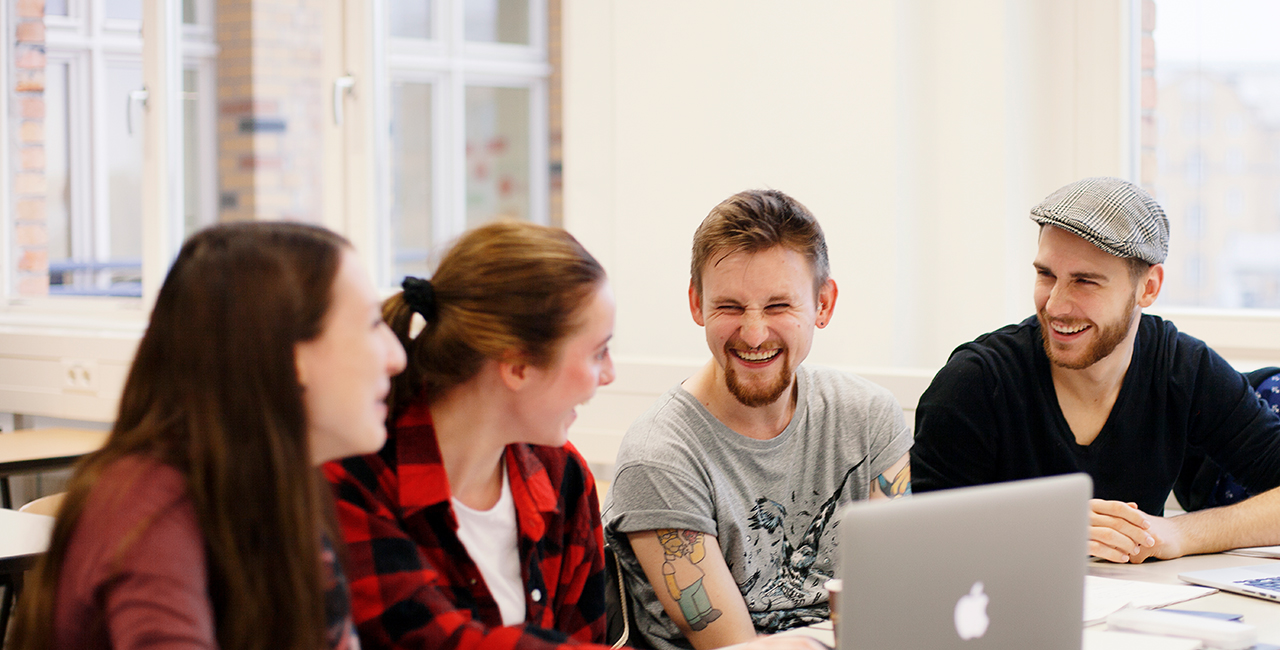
{"left": 602, "top": 189, "right": 912, "bottom": 650}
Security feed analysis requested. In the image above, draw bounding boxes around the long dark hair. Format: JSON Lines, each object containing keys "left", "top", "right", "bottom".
{"left": 385, "top": 221, "right": 606, "bottom": 420}
{"left": 14, "top": 221, "right": 349, "bottom": 650}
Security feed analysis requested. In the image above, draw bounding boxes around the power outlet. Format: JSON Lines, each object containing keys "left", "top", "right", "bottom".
{"left": 61, "top": 358, "right": 98, "bottom": 393}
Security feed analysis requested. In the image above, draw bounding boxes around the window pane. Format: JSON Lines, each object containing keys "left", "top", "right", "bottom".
{"left": 184, "top": 0, "right": 197, "bottom": 25}
{"left": 45, "top": 63, "right": 71, "bottom": 271}
{"left": 105, "top": 63, "right": 144, "bottom": 296}
{"left": 388, "top": 0, "right": 433, "bottom": 39}
{"left": 465, "top": 0, "right": 529, "bottom": 45}
{"left": 1151, "top": 0, "right": 1280, "bottom": 308}
{"left": 390, "top": 82, "right": 434, "bottom": 282}
{"left": 183, "top": 69, "right": 203, "bottom": 238}
{"left": 46, "top": 0, "right": 68, "bottom": 17}
{"left": 465, "top": 86, "right": 529, "bottom": 228}
{"left": 106, "top": 0, "right": 143, "bottom": 21}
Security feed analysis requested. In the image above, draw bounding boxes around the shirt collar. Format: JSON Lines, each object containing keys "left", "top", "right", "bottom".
{"left": 393, "top": 397, "right": 562, "bottom": 534}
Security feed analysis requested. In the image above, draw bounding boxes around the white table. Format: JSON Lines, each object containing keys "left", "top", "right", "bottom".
{"left": 0, "top": 507, "right": 55, "bottom": 640}
{"left": 1089, "top": 553, "right": 1280, "bottom": 644}
{"left": 771, "top": 554, "right": 1280, "bottom": 648}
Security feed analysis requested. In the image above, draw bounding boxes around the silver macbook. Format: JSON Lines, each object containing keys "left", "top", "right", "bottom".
{"left": 1179, "top": 563, "right": 1280, "bottom": 602}
{"left": 837, "top": 473, "right": 1092, "bottom": 650}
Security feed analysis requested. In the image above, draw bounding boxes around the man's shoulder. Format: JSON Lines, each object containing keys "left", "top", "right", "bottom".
{"left": 615, "top": 384, "right": 716, "bottom": 462}
{"left": 938, "top": 318, "right": 1040, "bottom": 377}
{"left": 799, "top": 364, "right": 904, "bottom": 410}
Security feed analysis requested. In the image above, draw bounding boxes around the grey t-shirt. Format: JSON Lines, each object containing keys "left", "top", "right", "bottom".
{"left": 602, "top": 365, "right": 912, "bottom": 650}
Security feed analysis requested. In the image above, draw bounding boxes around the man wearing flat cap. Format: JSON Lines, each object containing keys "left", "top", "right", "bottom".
{"left": 913, "top": 176, "right": 1280, "bottom": 563}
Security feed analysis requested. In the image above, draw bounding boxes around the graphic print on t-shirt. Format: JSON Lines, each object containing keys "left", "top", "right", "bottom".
{"left": 737, "top": 463, "right": 859, "bottom": 632}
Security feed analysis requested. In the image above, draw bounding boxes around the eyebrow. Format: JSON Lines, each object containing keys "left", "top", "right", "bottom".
{"left": 1033, "top": 263, "right": 1109, "bottom": 282}
{"left": 709, "top": 293, "right": 795, "bottom": 305}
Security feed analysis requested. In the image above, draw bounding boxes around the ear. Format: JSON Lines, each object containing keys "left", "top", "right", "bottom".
{"left": 497, "top": 352, "right": 532, "bottom": 391}
{"left": 688, "top": 281, "right": 706, "bottom": 327}
{"left": 1137, "top": 263, "right": 1164, "bottom": 309}
{"left": 815, "top": 278, "right": 838, "bottom": 329}
{"left": 294, "top": 342, "right": 313, "bottom": 390}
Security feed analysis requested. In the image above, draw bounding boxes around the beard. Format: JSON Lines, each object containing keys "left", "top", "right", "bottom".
{"left": 1038, "top": 294, "right": 1138, "bottom": 370}
{"left": 723, "top": 346, "right": 794, "bottom": 407}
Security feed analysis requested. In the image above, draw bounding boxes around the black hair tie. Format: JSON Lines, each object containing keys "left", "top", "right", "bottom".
{"left": 402, "top": 276, "right": 438, "bottom": 321}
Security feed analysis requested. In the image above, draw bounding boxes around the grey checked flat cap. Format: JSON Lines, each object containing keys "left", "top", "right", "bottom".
{"left": 1029, "top": 177, "right": 1169, "bottom": 264}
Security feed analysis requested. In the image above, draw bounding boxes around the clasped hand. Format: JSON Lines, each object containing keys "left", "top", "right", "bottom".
{"left": 1088, "top": 499, "right": 1183, "bottom": 563}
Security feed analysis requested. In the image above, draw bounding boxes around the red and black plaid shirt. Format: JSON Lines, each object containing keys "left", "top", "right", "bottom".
{"left": 323, "top": 396, "right": 610, "bottom": 650}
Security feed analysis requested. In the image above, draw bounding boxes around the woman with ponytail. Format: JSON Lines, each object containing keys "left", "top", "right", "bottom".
{"left": 324, "top": 221, "right": 618, "bottom": 650}
{"left": 13, "top": 222, "right": 406, "bottom": 650}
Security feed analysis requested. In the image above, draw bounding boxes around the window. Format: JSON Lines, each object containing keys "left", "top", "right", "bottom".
{"left": 8, "top": 0, "right": 214, "bottom": 299}
{"left": 379, "top": 0, "right": 550, "bottom": 285}
{"left": 1147, "top": 0, "right": 1280, "bottom": 309}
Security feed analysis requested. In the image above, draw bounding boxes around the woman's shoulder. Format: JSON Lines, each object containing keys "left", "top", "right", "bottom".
{"left": 76, "top": 455, "right": 197, "bottom": 549}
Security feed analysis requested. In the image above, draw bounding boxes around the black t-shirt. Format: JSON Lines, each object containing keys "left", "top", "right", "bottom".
{"left": 912, "top": 314, "right": 1280, "bottom": 514}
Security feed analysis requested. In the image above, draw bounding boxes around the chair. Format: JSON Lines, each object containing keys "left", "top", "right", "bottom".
{"left": 1173, "top": 367, "right": 1280, "bottom": 512}
{"left": 1, "top": 493, "right": 64, "bottom": 645}
{"left": 18, "top": 493, "right": 66, "bottom": 517}
{"left": 604, "top": 544, "right": 637, "bottom": 649}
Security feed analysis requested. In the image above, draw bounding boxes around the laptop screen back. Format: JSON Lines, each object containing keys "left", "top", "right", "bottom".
{"left": 838, "top": 473, "right": 1091, "bottom": 650}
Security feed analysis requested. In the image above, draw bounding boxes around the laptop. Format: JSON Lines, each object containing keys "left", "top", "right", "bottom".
{"left": 837, "top": 473, "right": 1092, "bottom": 650}
{"left": 1179, "top": 563, "right": 1280, "bottom": 602}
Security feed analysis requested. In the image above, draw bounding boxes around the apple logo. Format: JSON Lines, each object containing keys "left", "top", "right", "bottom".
{"left": 953, "top": 581, "right": 990, "bottom": 640}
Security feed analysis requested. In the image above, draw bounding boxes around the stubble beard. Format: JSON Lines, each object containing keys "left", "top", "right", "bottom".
{"left": 723, "top": 347, "right": 794, "bottom": 407}
{"left": 1038, "top": 294, "right": 1138, "bottom": 370}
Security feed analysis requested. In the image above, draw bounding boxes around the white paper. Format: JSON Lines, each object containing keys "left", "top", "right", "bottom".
{"left": 1083, "top": 628, "right": 1203, "bottom": 650}
{"left": 1084, "top": 576, "right": 1217, "bottom": 625}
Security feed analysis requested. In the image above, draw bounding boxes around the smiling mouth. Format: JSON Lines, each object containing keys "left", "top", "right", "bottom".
{"left": 731, "top": 348, "right": 781, "bottom": 363}
{"left": 1050, "top": 322, "right": 1090, "bottom": 336}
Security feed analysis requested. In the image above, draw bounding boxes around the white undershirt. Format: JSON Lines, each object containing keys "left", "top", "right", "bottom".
{"left": 451, "top": 464, "right": 527, "bottom": 626}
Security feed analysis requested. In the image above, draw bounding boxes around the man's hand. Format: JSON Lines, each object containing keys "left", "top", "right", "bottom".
{"left": 1126, "top": 513, "right": 1186, "bottom": 563}
{"left": 1088, "top": 499, "right": 1156, "bottom": 563}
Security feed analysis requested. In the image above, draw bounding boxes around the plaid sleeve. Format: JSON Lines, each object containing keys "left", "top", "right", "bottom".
{"left": 324, "top": 456, "right": 612, "bottom": 650}
{"left": 545, "top": 444, "right": 607, "bottom": 643}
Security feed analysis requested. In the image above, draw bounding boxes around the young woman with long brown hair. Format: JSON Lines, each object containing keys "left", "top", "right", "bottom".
{"left": 12, "top": 221, "right": 406, "bottom": 650}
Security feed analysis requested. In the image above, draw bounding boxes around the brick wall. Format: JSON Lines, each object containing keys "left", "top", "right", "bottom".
{"left": 216, "top": 0, "right": 325, "bottom": 223}
{"left": 12, "top": 0, "right": 47, "bottom": 296}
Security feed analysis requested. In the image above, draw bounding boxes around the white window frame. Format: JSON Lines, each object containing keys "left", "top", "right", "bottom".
{"left": 371, "top": 0, "right": 551, "bottom": 288}
{"left": 1131, "top": 0, "right": 1280, "bottom": 366}
{"left": 0, "top": 0, "right": 213, "bottom": 323}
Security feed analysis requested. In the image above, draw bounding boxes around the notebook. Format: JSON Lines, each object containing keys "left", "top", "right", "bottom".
{"left": 836, "top": 473, "right": 1092, "bottom": 650}
{"left": 1179, "top": 562, "right": 1280, "bottom": 602}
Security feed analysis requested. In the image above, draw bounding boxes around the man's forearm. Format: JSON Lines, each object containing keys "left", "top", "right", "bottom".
{"left": 1168, "top": 485, "right": 1280, "bottom": 556}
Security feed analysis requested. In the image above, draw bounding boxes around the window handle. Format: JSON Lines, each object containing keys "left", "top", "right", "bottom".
{"left": 127, "top": 88, "right": 149, "bottom": 135}
{"left": 333, "top": 75, "right": 355, "bottom": 126}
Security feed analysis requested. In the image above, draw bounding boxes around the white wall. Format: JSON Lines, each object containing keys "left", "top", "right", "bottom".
{"left": 561, "top": 0, "right": 1136, "bottom": 469}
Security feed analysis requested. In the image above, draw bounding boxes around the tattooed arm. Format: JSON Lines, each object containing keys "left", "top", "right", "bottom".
{"left": 628, "top": 529, "right": 757, "bottom": 650}
{"left": 870, "top": 453, "right": 911, "bottom": 500}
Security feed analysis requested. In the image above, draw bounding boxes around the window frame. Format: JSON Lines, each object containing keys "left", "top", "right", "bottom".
{"left": 1134, "top": 0, "right": 1280, "bottom": 366}
{"left": 371, "top": 0, "right": 552, "bottom": 288}
{"left": 0, "top": 0, "right": 202, "bottom": 322}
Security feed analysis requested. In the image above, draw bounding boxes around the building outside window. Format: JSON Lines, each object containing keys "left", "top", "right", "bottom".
{"left": 1147, "top": 0, "right": 1280, "bottom": 309}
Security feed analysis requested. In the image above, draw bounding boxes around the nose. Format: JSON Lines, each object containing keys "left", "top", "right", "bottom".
{"left": 599, "top": 354, "right": 616, "bottom": 387}
{"left": 1042, "top": 280, "right": 1072, "bottom": 319}
{"left": 384, "top": 326, "right": 407, "bottom": 375}
{"left": 739, "top": 309, "right": 769, "bottom": 348}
